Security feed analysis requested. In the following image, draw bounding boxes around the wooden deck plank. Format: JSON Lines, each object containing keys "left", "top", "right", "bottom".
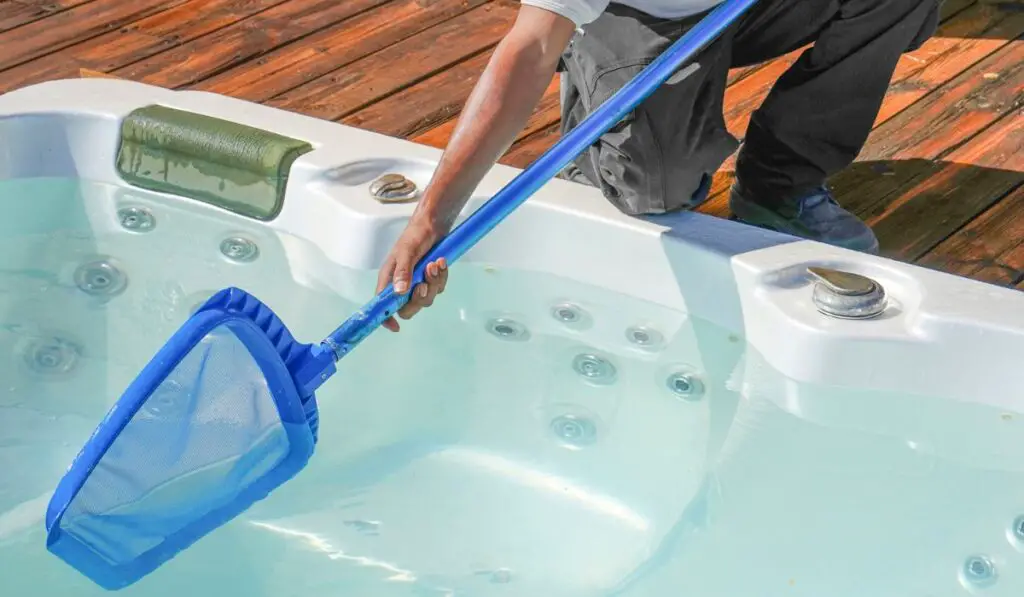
{"left": 873, "top": 1, "right": 1024, "bottom": 125}
{"left": 0, "top": 0, "right": 186, "bottom": 73}
{"left": 0, "top": 1, "right": 49, "bottom": 33}
{"left": 916, "top": 184, "right": 1023, "bottom": 288}
{"left": 111, "top": 0, "right": 391, "bottom": 88}
{"left": 846, "top": 108, "right": 1023, "bottom": 260}
{"left": 0, "top": 0, "right": 96, "bottom": 32}
{"left": 860, "top": 39, "right": 1023, "bottom": 161}
{"left": 341, "top": 49, "right": 494, "bottom": 138}
{"left": 0, "top": 0, "right": 289, "bottom": 91}
{"left": 11, "top": 0, "right": 96, "bottom": 6}
{"left": 501, "top": 123, "right": 561, "bottom": 168}
{"left": 263, "top": 1, "right": 509, "bottom": 118}
{"left": 196, "top": 0, "right": 494, "bottom": 102}
{"left": 413, "top": 75, "right": 560, "bottom": 150}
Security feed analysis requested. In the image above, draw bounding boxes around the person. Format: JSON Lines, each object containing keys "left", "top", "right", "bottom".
{"left": 374, "top": 0, "right": 941, "bottom": 331}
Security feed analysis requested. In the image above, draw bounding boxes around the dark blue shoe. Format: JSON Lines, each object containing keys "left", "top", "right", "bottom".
{"left": 729, "top": 184, "right": 880, "bottom": 254}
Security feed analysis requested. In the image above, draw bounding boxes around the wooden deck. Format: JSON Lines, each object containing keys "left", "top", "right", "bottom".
{"left": 1, "top": 0, "right": 1021, "bottom": 289}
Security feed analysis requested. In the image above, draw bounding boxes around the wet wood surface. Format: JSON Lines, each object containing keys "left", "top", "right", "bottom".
{"left": 0, "top": 0, "right": 1020, "bottom": 289}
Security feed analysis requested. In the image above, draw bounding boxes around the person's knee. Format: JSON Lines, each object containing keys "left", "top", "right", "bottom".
{"left": 580, "top": 142, "right": 719, "bottom": 217}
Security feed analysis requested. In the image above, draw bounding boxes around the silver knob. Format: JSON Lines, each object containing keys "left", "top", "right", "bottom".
{"left": 807, "top": 267, "right": 887, "bottom": 319}
{"left": 369, "top": 173, "right": 418, "bottom": 203}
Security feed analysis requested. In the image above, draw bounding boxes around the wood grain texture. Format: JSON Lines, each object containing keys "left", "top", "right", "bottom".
{"left": 197, "top": 0, "right": 494, "bottom": 102}
{"left": 0, "top": 0, "right": 186, "bottom": 72}
{"left": 112, "top": 0, "right": 391, "bottom": 88}
{"left": 500, "top": 123, "right": 561, "bottom": 169}
{"left": 873, "top": 1, "right": 1024, "bottom": 125}
{"left": 342, "top": 49, "right": 494, "bottom": 138}
{"left": 266, "top": 1, "right": 510, "bottom": 119}
{"left": 861, "top": 40, "right": 1023, "bottom": 161}
{"left": 0, "top": 0, "right": 95, "bottom": 32}
{"left": 841, "top": 110, "right": 1023, "bottom": 260}
{"left": 0, "top": 1, "right": 48, "bottom": 33}
{"left": 78, "top": 67, "right": 121, "bottom": 79}
{"left": 0, "top": 0, "right": 288, "bottom": 91}
{"left": 412, "top": 75, "right": 561, "bottom": 150}
{"left": 916, "top": 184, "right": 1023, "bottom": 287}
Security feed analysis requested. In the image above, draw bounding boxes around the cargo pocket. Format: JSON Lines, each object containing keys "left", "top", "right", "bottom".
{"left": 585, "top": 61, "right": 668, "bottom": 215}
{"left": 560, "top": 8, "right": 737, "bottom": 215}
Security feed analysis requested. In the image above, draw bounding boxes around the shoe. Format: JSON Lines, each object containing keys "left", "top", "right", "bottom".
{"left": 729, "top": 183, "right": 880, "bottom": 254}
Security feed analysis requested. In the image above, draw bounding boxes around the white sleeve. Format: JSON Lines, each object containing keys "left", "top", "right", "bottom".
{"left": 520, "top": 0, "right": 610, "bottom": 27}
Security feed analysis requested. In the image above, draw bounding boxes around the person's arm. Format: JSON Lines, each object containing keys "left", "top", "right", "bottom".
{"left": 375, "top": 5, "right": 578, "bottom": 331}
{"left": 412, "top": 5, "right": 578, "bottom": 233}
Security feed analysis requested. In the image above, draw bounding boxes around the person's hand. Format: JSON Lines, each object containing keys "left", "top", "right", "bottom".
{"left": 376, "top": 215, "right": 449, "bottom": 332}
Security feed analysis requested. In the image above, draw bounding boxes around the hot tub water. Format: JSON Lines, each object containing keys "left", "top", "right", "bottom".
{"left": 0, "top": 177, "right": 1022, "bottom": 596}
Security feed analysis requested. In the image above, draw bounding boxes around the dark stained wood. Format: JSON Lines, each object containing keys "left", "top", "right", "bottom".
{"left": 341, "top": 50, "right": 494, "bottom": 138}
{"left": 916, "top": 185, "right": 1023, "bottom": 287}
{"left": 11, "top": 0, "right": 97, "bottom": 6}
{"left": 501, "top": 123, "right": 561, "bottom": 168}
{"left": 874, "top": 1, "right": 1024, "bottom": 125}
{"left": 0, "top": 0, "right": 1020, "bottom": 291}
{"left": 854, "top": 109, "right": 1022, "bottom": 260}
{"left": 0, "top": 0, "right": 288, "bottom": 91}
{"left": 693, "top": 172, "right": 736, "bottom": 219}
{"left": 1, "top": 1, "right": 49, "bottom": 33}
{"left": 0, "top": 0, "right": 186, "bottom": 72}
{"left": 0, "top": 0, "right": 95, "bottom": 33}
{"left": 197, "top": 0, "right": 495, "bottom": 102}
{"left": 413, "top": 75, "right": 561, "bottom": 149}
{"left": 861, "top": 40, "right": 1023, "bottom": 161}
{"left": 112, "top": 0, "right": 392, "bottom": 88}
{"left": 265, "top": 1, "right": 510, "bottom": 118}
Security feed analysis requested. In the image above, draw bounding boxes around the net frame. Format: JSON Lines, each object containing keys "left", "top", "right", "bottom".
{"left": 45, "top": 288, "right": 329, "bottom": 590}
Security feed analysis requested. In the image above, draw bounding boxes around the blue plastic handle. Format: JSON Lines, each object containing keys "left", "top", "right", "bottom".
{"left": 323, "top": 0, "right": 759, "bottom": 358}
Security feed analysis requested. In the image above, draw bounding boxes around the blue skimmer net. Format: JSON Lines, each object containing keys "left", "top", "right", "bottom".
{"left": 44, "top": 0, "right": 759, "bottom": 589}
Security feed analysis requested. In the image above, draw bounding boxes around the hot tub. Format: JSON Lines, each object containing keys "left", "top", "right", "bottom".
{"left": 1, "top": 78, "right": 1023, "bottom": 597}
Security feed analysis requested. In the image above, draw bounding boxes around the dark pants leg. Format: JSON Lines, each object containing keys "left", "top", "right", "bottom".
{"left": 558, "top": 0, "right": 941, "bottom": 214}
{"left": 733, "top": 0, "right": 941, "bottom": 203}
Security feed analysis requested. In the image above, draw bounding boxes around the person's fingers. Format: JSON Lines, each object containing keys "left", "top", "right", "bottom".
{"left": 382, "top": 316, "right": 400, "bottom": 332}
{"left": 392, "top": 244, "right": 416, "bottom": 294}
{"left": 397, "top": 283, "right": 428, "bottom": 320}
{"left": 435, "top": 258, "right": 448, "bottom": 295}
{"left": 387, "top": 254, "right": 448, "bottom": 327}
{"left": 419, "top": 262, "right": 440, "bottom": 307}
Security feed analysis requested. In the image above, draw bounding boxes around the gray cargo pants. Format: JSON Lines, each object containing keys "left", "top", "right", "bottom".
{"left": 557, "top": 0, "right": 941, "bottom": 215}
